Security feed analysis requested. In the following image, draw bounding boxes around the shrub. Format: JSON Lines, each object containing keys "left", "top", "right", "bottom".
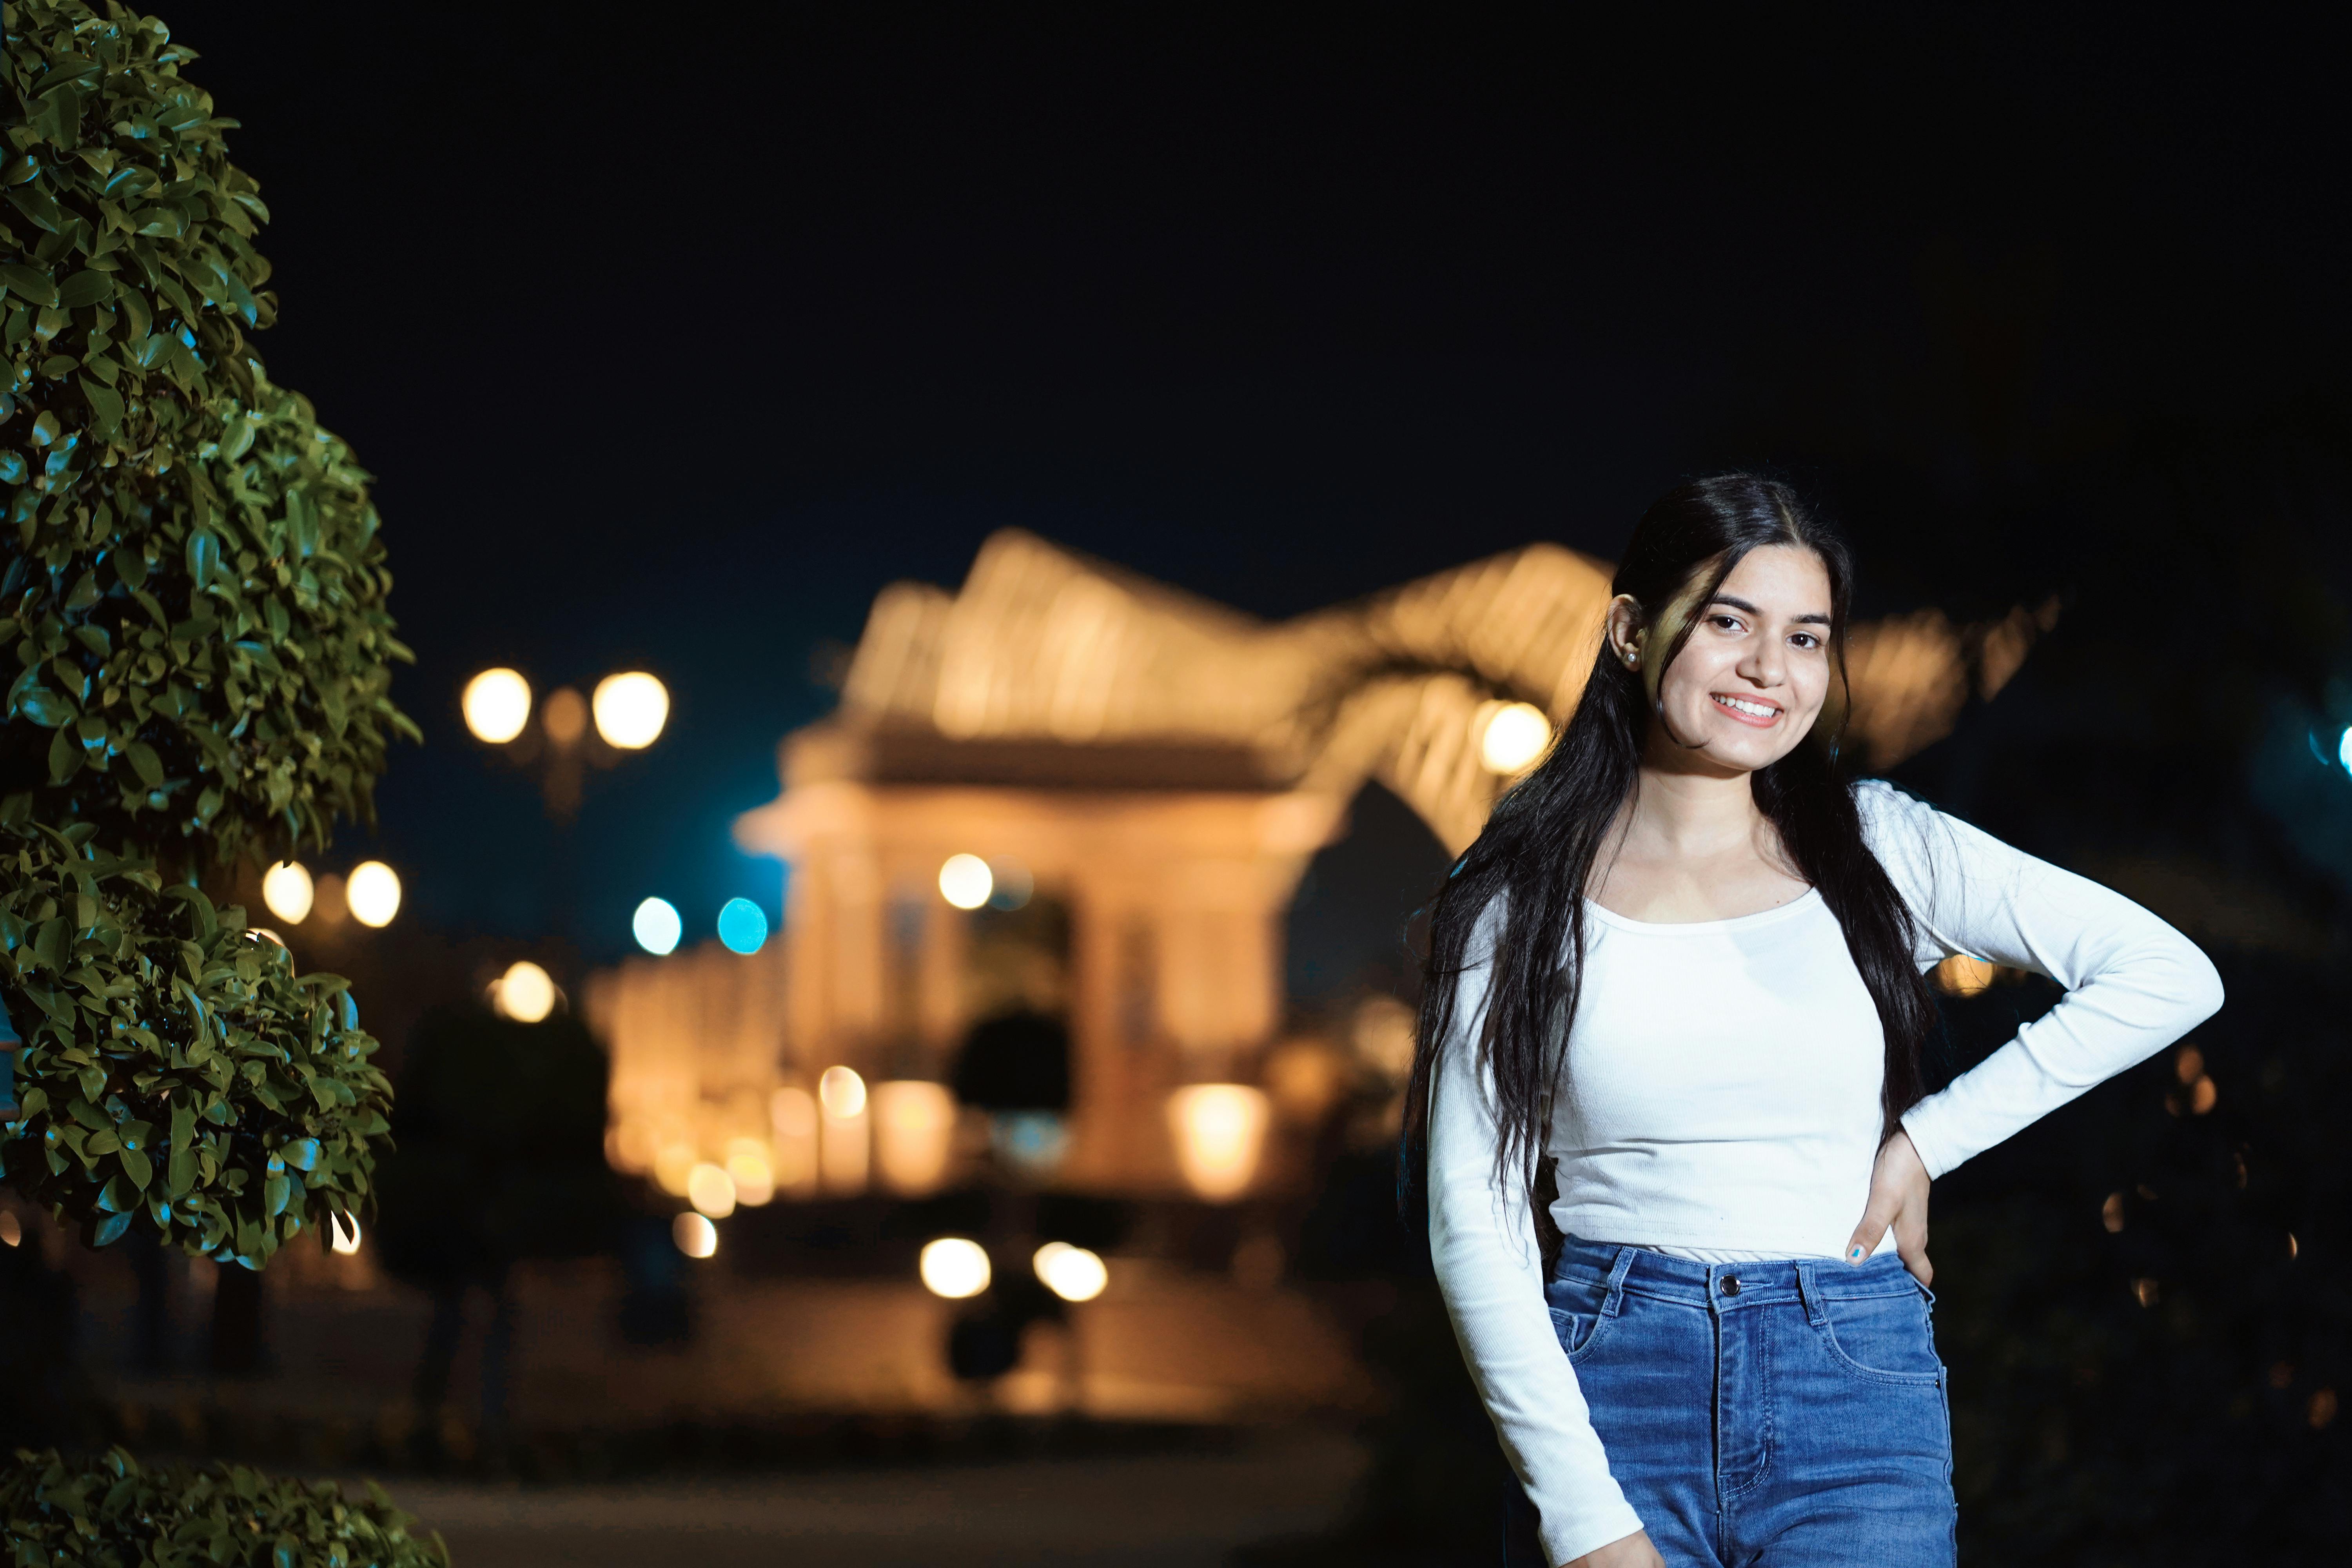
{"left": 0, "top": 0, "right": 410, "bottom": 1262}
{"left": 0, "top": 1446, "right": 449, "bottom": 1568}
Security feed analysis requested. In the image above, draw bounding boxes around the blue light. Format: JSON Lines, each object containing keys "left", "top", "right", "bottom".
{"left": 716, "top": 897, "right": 769, "bottom": 955}
{"left": 2339, "top": 726, "right": 2352, "bottom": 776}
{"left": 632, "top": 897, "right": 682, "bottom": 956}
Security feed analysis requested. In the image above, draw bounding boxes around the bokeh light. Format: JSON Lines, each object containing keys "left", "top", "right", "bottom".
{"left": 819, "top": 1065, "right": 867, "bottom": 1120}
{"left": 330, "top": 1212, "right": 362, "bottom": 1256}
{"left": 462, "top": 667, "right": 532, "bottom": 744}
{"left": 593, "top": 671, "right": 670, "bottom": 750}
{"left": 653, "top": 1143, "right": 696, "bottom": 1197}
{"left": 872, "top": 1080, "right": 957, "bottom": 1195}
{"left": 492, "top": 960, "right": 556, "bottom": 1024}
{"left": 632, "top": 896, "right": 682, "bottom": 955}
{"left": 717, "top": 897, "right": 768, "bottom": 953}
{"left": 686, "top": 1161, "right": 737, "bottom": 1219}
{"left": 724, "top": 1138, "right": 775, "bottom": 1206}
{"left": 2339, "top": 725, "right": 2352, "bottom": 775}
{"left": 345, "top": 861, "right": 402, "bottom": 927}
{"left": 673, "top": 1211, "right": 718, "bottom": 1259}
{"left": 1167, "top": 1083, "right": 1272, "bottom": 1202}
{"left": 919, "top": 1236, "right": 991, "bottom": 1299}
{"left": 261, "top": 861, "right": 314, "bottom": 925}
{"left": 543, "top": 686, "right": 588, "bottom": 747}
{"left": 1033, "top": 1240, "right": 1109, "bottom": 1303}
{"left": 987, "top": 859, "right": 1034, "bottom": 910}
{"left": 1479, "top": 701, "right": 1552, "bottom": 773}
{"left": 938, "top": 853, "right": 993, "bottom": 909}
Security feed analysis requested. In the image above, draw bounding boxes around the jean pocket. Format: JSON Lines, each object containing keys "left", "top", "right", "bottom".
{"left": 1814, "top": 1288, "right": 1944, "bottom": 1385}
{"left": 1544, "top": 1276, "right": 1614, "bottom": 1362}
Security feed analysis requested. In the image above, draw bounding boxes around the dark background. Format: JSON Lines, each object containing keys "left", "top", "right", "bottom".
{"left": 151, "top": 3, "right": 2352, "bottom": 967}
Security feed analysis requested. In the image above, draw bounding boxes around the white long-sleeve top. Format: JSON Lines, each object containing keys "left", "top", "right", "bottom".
{"left": 1428, "top": 779, "right": 2225, "bottom": 1566}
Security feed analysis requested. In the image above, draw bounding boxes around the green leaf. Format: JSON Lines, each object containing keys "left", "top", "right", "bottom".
{"left": 120, "top": 1145, "right": 152, "bottom": 1190}
{"left": 123, "top": 741, "right": 163, "bottom": 788}
{"left": 56, "top": 269, "right": 114, "bottom": 309}
{"left": 0, "top": 262, "right": 56, "bottom": 306}
{"left": 78, "top": 375, "right": 122, "bottom": 439}
{"left": 47, "top": 726, "right": 79, "bottom": 783}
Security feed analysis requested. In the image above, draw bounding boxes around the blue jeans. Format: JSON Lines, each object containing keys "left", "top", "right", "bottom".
{"left": 1502, "top": 1236, "right": 1956, "bottom": 1566}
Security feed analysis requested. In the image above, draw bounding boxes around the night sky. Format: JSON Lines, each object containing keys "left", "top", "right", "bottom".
{"left": 151, "top": 5, "right": 2352, "bottom": 971}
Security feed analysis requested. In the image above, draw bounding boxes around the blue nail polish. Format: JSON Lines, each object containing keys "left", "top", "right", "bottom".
{"left": 1849, "top": 1245, "right": 1864, "bottom": 1261}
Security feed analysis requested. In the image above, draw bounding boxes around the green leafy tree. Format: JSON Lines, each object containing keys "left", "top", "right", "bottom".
{"left": 0, "top": 1447, "right": 449, "bottom": 1567}
{"left": 0, "top": 0, "right": 414, "bottom": 1270}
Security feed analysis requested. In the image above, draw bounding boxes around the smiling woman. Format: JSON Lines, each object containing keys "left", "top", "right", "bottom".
{"left": 1408, "top": 475, "right": 2224, "bottom": 1568}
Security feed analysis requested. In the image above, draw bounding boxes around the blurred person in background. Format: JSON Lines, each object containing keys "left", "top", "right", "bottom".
{"left": 1408, "top": 475, "right": 2223, "bottom": 1567}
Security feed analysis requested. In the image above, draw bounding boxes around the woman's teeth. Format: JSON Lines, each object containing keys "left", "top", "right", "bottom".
{"left": 1713, "top": 695, "right": 1778, "bottom": 719}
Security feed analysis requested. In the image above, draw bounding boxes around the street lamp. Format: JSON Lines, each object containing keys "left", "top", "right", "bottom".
{"left": 461, "top": 665, "right": 671, "bottom": 820}
{"left": 593, "top": 672, "right": 669, "bottom": 750}
{"left": 345, "top": 861, "right": 402, "bottom": 928}
{"left": 261, "top": 862, "right": 314, "bottom": 925}
{"left": 462, "top": 668, "right": 533, "bottom": 744}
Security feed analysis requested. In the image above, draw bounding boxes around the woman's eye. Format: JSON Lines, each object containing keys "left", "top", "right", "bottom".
{"left": 1790, "top": 632, "right": 1819, "bottom": 649}
{"left": 1710, "top": 614, "right": 1742, "bottom": 632}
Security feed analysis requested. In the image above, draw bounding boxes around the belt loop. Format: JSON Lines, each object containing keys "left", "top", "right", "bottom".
{"left": 1601, "top": 1245, "right": 1637, "bottom": 1318}
{"left": 1795, "top": 1261, "right": 1828, "bottom": 1327}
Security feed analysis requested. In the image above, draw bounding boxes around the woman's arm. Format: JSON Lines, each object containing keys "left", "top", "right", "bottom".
{"left": 1857, "top": 781, "right": 2227, "bottom": 1180}
{"left": 1428, "top": 903, "right": 1647, "bottom": 1568}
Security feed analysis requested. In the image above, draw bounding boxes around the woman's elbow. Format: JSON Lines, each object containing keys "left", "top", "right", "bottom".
{"left": 2172, "top": 938, "right": 2226, "bottom": 1029}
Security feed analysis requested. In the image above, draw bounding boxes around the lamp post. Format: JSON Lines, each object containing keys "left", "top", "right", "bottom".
{"left": 461, "top": 666, "right": 670, "bottom": 821}
{"left": 461, "top": 665, "right": 671, "bottom": 969}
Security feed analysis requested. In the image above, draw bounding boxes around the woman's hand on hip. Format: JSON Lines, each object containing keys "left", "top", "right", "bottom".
{"left": 1846, "top": 1127, "right": 1933, "bottom": 1286}
{"left": 1563, "top": 1527, "right": 1664, "bottom": 1568}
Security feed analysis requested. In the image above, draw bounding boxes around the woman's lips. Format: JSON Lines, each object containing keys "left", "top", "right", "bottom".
{"left": 1711, "top": 692, "right": 1782, "bottom": 727}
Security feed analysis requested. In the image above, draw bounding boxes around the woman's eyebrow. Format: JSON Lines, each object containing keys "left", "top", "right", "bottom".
{"left": 1709, "top": 593, "right": 1831, "bottom": 626}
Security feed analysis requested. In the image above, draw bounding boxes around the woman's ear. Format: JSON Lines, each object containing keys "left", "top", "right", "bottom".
{"left": 1604, "top": 594, "right": 1645, "bottom": 670}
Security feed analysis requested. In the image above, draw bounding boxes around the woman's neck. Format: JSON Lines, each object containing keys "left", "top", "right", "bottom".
{"left": 1585, "top": 730, "right": 1807, "bottom": 922}
{"left": 1621, "top": 725, "right": 1765, "bottom": 862}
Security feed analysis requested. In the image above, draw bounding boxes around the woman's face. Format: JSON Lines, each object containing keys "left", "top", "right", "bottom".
{"left": 1610, "top": 544, "right": 1837, "bottom": 776}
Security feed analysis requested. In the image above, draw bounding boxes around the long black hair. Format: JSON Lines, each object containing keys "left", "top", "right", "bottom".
{"left": 1404, "top": 474, "right": 1938, "bottom": 1202}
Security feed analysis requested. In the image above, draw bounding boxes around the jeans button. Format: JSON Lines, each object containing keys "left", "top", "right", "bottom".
{"left": 1720, "top": 1276, "right": 1742, "bottom": 1297}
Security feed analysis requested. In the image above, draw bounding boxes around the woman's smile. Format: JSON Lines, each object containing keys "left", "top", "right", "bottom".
{"left": 1711, "top": 692, "right": 1782, "bottom": 725}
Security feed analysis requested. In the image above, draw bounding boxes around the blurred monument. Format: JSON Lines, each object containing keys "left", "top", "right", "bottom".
{"left": 592, "top": 530, "right": 2047, "bottom": 1203}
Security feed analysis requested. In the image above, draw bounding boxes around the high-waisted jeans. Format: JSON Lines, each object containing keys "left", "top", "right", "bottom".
{"left": 1502, "top": 1236, "right": 1957, "bottom": 1566}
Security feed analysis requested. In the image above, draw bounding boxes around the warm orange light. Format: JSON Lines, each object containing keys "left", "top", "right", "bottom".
{"left": 771, "top": 1087, "right": 818, "bottom": 1196}
{"left": 593, "top": 671, "right": 669, "bottom": 749}
{"left": 1167, "top": 1084, "right": 1271, "bottom": 1203}
{"left": 724, "top": 1139, "right": 775, "bottom": 1207}
{"left": 673, "top": 1211, "right": 718, "bottom": 1259}
{"left": 1937, "top": 954, "right": 1996, "bottom": 996}
{"left": 491, "top": 960, "right": 556, "bottom": 1023}
{"left": 346, "top": 861, "right": 402, "bottom": 927}
{"left": 872, "top": 1080, "right": 957, "bottom": 1195}
{"left": 818, "top": 1065, "right": 867, "bottom": 1119}
{"left": 462, "top": 668, "right": 532, "bottom": 744}
{"left": 686, "top": 1161, "right": 737, "bottom": 1219}
{"left": 261, "top": 862, "right": 314, "bottom": 925}
{"left": 1478, "top": 701, "right": 1552, "bottom": 773}
{"left": 817, "top": 1067, "right": 869, "bottom": 1193}
{"left": 938, "top": 853, "right": 993, "bottom": 910}
{"left": 1033, "top": 1241, "right": 1108, "bottom": 1303}
{"left": 919, "top": 1237, "right": 991, "bottom": 1299}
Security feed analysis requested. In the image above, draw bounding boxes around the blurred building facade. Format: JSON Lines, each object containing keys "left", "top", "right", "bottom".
{"left": 591, "top": 530, "right": 2052, "bottom": 1204}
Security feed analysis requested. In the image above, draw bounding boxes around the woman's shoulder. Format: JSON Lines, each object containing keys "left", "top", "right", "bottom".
{"left": 1849, "top": 777, "right": 1964, "bottom": 882}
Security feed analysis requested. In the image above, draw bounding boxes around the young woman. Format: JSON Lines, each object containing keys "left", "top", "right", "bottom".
{"left": 1413, "top": 475, "right": 2223, "bottom": 1568}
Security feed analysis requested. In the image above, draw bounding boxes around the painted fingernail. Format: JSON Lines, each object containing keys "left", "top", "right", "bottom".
{"left": 1848, "top": 1245, "right": 1865, "bottom": 1261}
